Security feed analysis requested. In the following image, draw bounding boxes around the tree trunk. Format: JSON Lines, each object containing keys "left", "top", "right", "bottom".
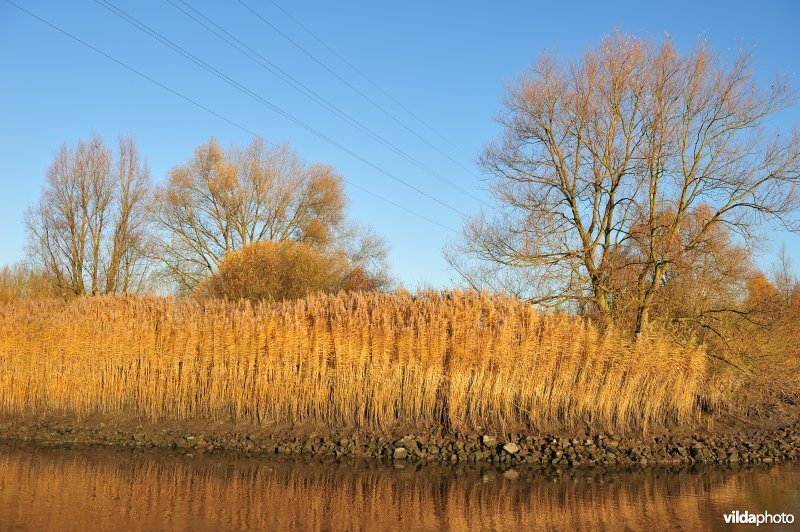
{"left": 634, "top": 264, "right": 665, "bottom": 337}
{"left": 593, "top": 283, "right": 613, "bottom": 330}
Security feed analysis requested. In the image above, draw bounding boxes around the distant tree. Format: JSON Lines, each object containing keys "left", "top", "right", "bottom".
{"left": 448, "top": 32, "right": 800, "bottom": 335}
{"left": 0, "top": 263, "right": 57, "bottom": 302}
{"left": 155, "top": 137, "right": 390, "bottom": 293}
{"left": 334, "top": 222, "right": 394, "bottom": 292}
{"left": 746, "top": 273, "right": 780, "bottom": 310}
{"left": 745, "top": 255, "right": 800, "bottom": 397}
{"left": 25, "top": 136, "right": 153, "bottom": 296}
{"left": 769, "top": 246, "right": 799, "bottom": 309}
{"left": 194, "top": 239, "right": 384, "bottom": 302}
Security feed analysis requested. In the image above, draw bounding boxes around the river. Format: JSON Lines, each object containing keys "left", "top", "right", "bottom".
{"left": 0, "top": 443, "right": 797, "bottom": 531}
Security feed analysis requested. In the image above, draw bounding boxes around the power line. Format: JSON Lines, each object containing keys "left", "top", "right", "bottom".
{"left": 92, "top": 0, "right": 467, "bottom": 217}
{"left": 235, "top": 0, "right": 482, "bottom": 181}
{"left": 3, "top": 0, "right": 459, "bottom": 234}
{"left": 266, "top": 0, "right": 477, "bottom": 164}
{"left": 164, "top": 0, "right": 483, "bottom": 204}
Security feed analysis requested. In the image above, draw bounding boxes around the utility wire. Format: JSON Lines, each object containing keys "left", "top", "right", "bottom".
{"left": 266, "top": 0, "right": 476, "bottom": 164}
{"left": 236, "top": 0, "right": 481, "bottom": 181}
{"left": 93, "top": 0, "right": 467, "bottom": 217}
{"left": 3, "top": 0, "right": 459, "bottom": 234}
{"left": 165, "top": 0, "right": 483, "bottom": 204}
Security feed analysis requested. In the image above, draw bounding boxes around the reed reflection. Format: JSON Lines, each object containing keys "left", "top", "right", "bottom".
{"left": 0, "top": 446, "right": 796, "bottom": 531}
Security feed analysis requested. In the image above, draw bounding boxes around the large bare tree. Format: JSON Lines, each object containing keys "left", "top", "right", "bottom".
{"left": 155, "top": 137, "right": 390, "bottom": 292}
{"left": 449, "top": 33, "right": 800, "bottom": 334}
{"left": 25, "top": 136, "right": 153, "bottom": 296}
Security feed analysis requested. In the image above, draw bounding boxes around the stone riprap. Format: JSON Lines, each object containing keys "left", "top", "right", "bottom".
{"left": 0, "top": 420, "right": 798, "bottom": 468}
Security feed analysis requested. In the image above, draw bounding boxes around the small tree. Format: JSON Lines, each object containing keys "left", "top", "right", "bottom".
{"left": 25, "top": 136, "right": 153, "bottom": 296}
{"left": 156, "top": 137, "right": 391, "bottom": 294}
{"left": 449, "top": 33, "right": 800, "bottom": 334}
{"left": 194, "top": 240, "right": 382, "bottom": 302}
{"left": 154, "top": 137, "right": 348, "bottom": 292}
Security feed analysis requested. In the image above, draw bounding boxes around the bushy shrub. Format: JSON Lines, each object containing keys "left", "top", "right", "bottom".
{"left": 195, "top": 240, "right": 377, "bottom": 301}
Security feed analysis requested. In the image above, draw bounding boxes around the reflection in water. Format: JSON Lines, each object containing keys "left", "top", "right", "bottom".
{"left": 0, "top": 445, "right": 797, "bottom": 531}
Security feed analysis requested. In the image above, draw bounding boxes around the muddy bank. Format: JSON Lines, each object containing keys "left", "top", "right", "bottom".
{"left": 1, "top": 416, "right": 798, "bottom": 469}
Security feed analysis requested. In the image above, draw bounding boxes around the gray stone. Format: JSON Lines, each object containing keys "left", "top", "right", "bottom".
{"left": 482, "top": 435, "right": 497, "bottom": 447}
{"left": 690, "top": 446, "right": 707, "bottom": 463}
{"left": 393, "top": 447, "right": 408, "bottom": 460}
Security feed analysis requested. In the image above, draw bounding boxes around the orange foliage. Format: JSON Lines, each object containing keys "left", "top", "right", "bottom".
{"left": 746, "top": 274, "right": 779, "bottom": 309}
{"left": 194, "top": 240, "right": 379, "bottom": 302}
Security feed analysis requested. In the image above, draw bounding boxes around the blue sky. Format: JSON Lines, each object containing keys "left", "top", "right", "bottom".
{"left": 1, "top": 0, "right": 799, "bottom": 288}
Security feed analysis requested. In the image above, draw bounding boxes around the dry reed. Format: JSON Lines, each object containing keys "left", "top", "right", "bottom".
{"left": 0, "top": 291, "right": 712, "bottom": 433}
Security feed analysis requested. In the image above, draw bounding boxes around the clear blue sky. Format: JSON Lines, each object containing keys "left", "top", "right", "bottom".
{"left": 1, "top": 0, "right": 798, "bottom": 288}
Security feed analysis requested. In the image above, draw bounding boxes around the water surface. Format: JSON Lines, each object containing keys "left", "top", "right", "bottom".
{"left": 0, "top": 444, "right": 797, "bottom": 531}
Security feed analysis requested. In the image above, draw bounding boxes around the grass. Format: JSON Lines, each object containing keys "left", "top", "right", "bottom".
{"left": 0, "top": 291, "right": 714, "bottom": 434}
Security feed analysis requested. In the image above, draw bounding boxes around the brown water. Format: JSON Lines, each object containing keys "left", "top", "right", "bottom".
{"left": 0, "top": 444, "right": 797, "bottom": 531}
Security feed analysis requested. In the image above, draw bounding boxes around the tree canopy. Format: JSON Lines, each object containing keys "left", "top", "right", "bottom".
{"left": 154, "top": 137, "right": 349, "bottom": 292}
{"left": 449, "top": 33, "right": 800, "bottom": 334}
{"left": 25, "top": 136, "right": 152, "bottom": 296}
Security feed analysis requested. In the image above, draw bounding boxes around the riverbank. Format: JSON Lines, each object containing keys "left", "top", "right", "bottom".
{"left": 2, "top": 294, "right": 798, "bottom": 471}
{"left": 2, "top": 415, "right": 798, "bottom": 468}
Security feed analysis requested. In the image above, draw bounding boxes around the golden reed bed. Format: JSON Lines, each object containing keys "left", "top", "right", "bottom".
{"left": 0, "top": 292, "right": 712, "bottom": 433}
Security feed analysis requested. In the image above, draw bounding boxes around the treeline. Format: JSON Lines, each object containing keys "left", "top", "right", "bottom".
{"left": 4, "top": 136, "right": 391, "bottom": 302}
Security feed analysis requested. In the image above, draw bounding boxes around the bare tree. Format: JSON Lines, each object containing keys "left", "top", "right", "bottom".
{"left": 154, "top": 137, "right": 390, "bottom": 292}
{"left": 25, "top": 136, "right": 153, "bottom": 296}
{"left": 334, "top": 222, "right": 394, "bottom": 291}
{"left": 449, "top": 33, "right": 800, "bottom": 334}
{"left": 770, "top": 245, "right": 797, "bottom": 305}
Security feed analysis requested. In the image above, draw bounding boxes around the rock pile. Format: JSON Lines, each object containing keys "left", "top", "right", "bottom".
{"left": 1, "top": 420, "right": 799, "bottom": 468}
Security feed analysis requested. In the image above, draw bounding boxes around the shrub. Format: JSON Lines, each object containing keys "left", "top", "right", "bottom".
{"left": 195, "top": 240, "right": 375, "bottom": 302}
